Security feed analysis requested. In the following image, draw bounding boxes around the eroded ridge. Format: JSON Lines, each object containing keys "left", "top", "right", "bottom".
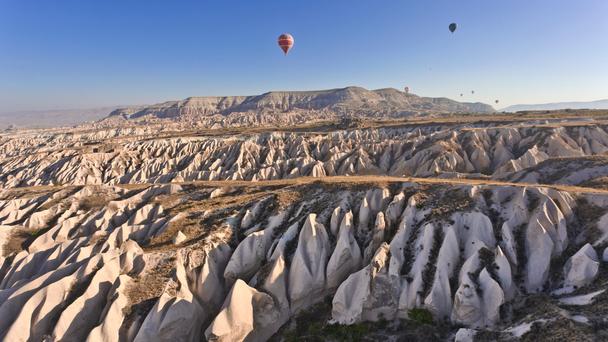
{"left": 2, "top": 119, "right": 608, "bottom": 190}
{"left": 1, "top": 178, "right": 608, "bottom": 341}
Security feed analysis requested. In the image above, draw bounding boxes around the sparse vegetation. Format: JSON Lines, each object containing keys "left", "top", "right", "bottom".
{"left": 2, "top": 227, "right": 51, "bottom": 257}
{"left": 78, "top": 194, "right": 109, "bottom": 211}
{"left": 421, "top": 226, "right": 444, "bottom": 299}
{"left": 123, "top": 255, "right": 176, "bottom": 327}
{"left": 278, "top": 298, "right": 448, "bottom": 342}
{"left": 513, "top": 223, "right": 528, "bottom": 287}
{"left": 4, "top": 110, "right": 608, "bottom": 341}
{"left": 409, "top": 308, "right": 434, "bottom": 325}
{"left": 574, "top": 197, "right": 607, "bottom": 243}
{"left": 527, "top": 192, "right": 540, "bottom": 212}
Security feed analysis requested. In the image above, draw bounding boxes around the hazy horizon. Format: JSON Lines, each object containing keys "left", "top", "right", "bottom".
{"left": 1, "top": 0, "right": 607, "bottom": 112}
{"left": 1, "top": 85, "right": 608, "bottom": 117}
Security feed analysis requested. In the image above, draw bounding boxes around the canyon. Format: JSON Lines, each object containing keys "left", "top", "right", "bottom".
{"left": 1, "top": 108, "right": 608, "bottom": 341}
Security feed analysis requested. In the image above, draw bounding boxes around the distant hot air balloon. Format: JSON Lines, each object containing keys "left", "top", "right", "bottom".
{"left": 460, "top": 93, "right": 463, "bottom": 97}
{"left": 449, "top": 23, "right": 457, "bottom": 33}
{"left": 404, "top": 86, "right": 410, "bottom": 94}
{"left": 278, "top": 33, "right": 294, "bottom": 55}
{"left": 471, "top": 90, "right": 475, "bottom": 94}
{"left": 495, "top": 100, "right": 499, "bottom": 104}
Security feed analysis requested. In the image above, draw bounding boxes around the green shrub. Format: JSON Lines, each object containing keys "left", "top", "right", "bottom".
{"left": 323, "top": 323, "right": 370, "bottom": 341}
{"left": 409, "top": 308, "right": 434, "bottom": 325}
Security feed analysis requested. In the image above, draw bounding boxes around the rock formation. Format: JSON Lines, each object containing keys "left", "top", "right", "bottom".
{"left": 1, "top": 112, "right": 608, "bottom": 341}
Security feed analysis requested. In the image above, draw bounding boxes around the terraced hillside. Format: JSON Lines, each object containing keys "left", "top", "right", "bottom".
{"left": 1, "top": 112, "right": 608, "bottom": 341}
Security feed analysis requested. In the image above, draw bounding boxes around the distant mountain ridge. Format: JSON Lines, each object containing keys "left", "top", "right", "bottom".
{"left": 0, "top": 106, "right": 126, "bottom": 129}
{"left": 502, "top": 99, "right": 608, "bottom": 112}
{"left": 109, "top": 86, "right": 494, "bottom": 120}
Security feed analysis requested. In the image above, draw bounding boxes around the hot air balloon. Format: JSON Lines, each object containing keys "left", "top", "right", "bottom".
{"left": 404, "top": 86, "right": 410, "bottom": 94}
{"left": 495, "top": 100, "right": 499, "bottom": 104}
{"left": 460, "top": 93, "right": 463, "bottom": 97}
{"left": 449, "top": 23, "right": 457, "bottom": 33}
{"left": 471, "top": 90, "right": 475, "bottom": 94}
{"left": 278, "top": 33, "right": 294, "bottom": 55}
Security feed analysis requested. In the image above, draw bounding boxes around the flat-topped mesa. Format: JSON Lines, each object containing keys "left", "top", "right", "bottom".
{"left": 108, "top": 86, "right": 494, "bottom": 120}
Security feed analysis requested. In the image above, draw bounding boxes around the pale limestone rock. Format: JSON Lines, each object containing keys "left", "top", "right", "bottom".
{"left": 564, "top": 243, "right": 599, "bottom": 288}
{"left": 134, "top": 254, "right": 205, "bottom": 342}
{"left": 332, "top": 243, "right": 397, "bottom": 324}
{"left": 494, "top": 246, "right": 515, "bottom": 300}
{"left": 258, "top": 253, "right": 290, "bottom": 321}
{"left": 189, "top": 243, "right": 232, "bottom": 314}
{"left": 52, "top": 254, "right": 122, "bottom": 341}
{"left": 499, "top": 221, "right": 518, "bottom": 267}
{"left": 455, "top": 328, "right": 477, "bottom": 342}
{"left": 452, "top": 268, "right": 504, "bottom": 328}
{"left": 86, "top": 275, "right": 132, "bottom": 342}
{"left": 385, "top": 192, "right": 406, "bottom": 232}
{"left": 326, "top": 211, "right": 362, "bottom": 290}
{"left": 398, "top": 223, "right": 436, "bottom": 315}
{"left": 530, "top": 197, "right": 568, "bottom": 256}
{"left": 357, "top": 197, "right": 371, "bottom": 239}
{"left": 288, "top": 214, "right": 330, "bottom": 312}
{"left": 452, "top": 212, "right": 496, "bottom": 260}
{"left": 424, "top": 227, "right": 459, "bottom": 320}
{"left": 525, "top": 220, "right": 554, "bottom": 293}
{"left": 1, "top": 254, "right": 102, "bottom": 341}
{"left": 388, "top": 195, "right": 429, "bottom": 282}
{"left": 329, "top": 206, "right": 343, "bottom": 236}
{"left": 224, "top": 226, "right": 274, "bottom": 286}
{"left": 173, "top": 230, "right": 187, "bottom": 245}
{"left": 363, "top": 212, "right": 386, "bottom": 264}
{"left": 205, "top": 279, "right": 281, "bottom": 342}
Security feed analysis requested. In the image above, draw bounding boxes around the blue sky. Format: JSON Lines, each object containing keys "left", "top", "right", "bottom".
{"left": 1, "top": 0, "right": 607, "bottom": 111}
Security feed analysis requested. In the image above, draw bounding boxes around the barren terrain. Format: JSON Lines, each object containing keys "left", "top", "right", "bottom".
{"left": 1, "top": 110, "right": 608, "bottom": 341}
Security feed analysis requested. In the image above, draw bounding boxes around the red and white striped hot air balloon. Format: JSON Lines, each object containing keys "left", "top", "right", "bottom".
{"left": 278, "top": 33, "right": 294, "bottom": 55}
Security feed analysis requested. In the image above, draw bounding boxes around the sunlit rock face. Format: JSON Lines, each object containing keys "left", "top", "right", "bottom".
{"left": 1, "top": 114, "right": 608, "bottom": 341}
{"left": 2, "top": 121, "right": 607, "bottom": 189}
{"left": 0, "top": 178, "right": 606, "bottom": 341}
{"left": 107, "top": 87, "right": 494, "bottom": 120}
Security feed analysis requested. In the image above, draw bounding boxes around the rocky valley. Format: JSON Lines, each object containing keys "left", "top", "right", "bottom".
{"left": 1, "top": 108, "right": 608, "bottom": 341}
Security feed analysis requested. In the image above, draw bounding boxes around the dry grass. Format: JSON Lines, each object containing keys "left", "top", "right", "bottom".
{"left": 575, "top": 197, "right": 607, "bottom": 243}
{"left": 2, "top": 226, "right": 45, "bottom": 257}
{"left": 123, "top": 254, "right": 175, "bottom": 324}
{"left": 114, "top": 183, "right": 151, "bottom": 192}
{"left": 169, "top": 175, "right": 608, "bottom": 196}
{"left": 146, "top": 213, "right": 211, "bottom": 250}
{"left": 275, "top": 189, "right": 303, "bottom": 209}
{"left": 580, "top": 176, "right": 608, "bottom": 190}
{"left": 158, "top": 109, "right": 608, "bottom": 135}
{"left": 125, "top": 260, "right": 174, "bottom": 305}
{"left": 38, "top": 188, "right": 79, "bottom": 210}
{"left": 145, "top": 182, "right": 322, "bottom": 251}
{"left": 2, "top": 230, "right": 27, "bottom": 257}
{"left": 144, "top": 186, "right": 267, "bottom": 250}
{"left": 87, "top": 109, "right": 608, "bottom": 143}
{"left": 0, "top": 186, "right": 60, "bottom": 201}
{"left": 78, "top": 194, "right": 110, "bottom": 211}
{"left": 6, "top": 174, "right": 608, "bottom": 215}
